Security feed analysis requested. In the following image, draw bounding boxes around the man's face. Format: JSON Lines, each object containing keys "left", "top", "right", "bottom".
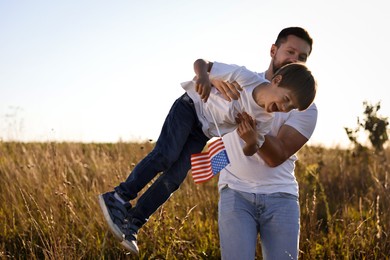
{"left": 271, "top": 35, "right": 311, "bottom": 74}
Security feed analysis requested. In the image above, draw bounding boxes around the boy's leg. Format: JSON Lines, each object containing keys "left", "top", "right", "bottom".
{"left": 98, "top": 93, "right": 207, "bottom": 253}
{"left": 111, "top": 108, "right": 208, "bottom": 253}
{"left": 218, "top": 186, "right": 258, "bottom": 260}
{"left": 115, "top": 93, "right": 204, "bottom": 200}
{"left": 259, "top": 192, "right": 300, "bottom": 260}
{"left": 129, "top": 131, "right": 208, "bottom": 227}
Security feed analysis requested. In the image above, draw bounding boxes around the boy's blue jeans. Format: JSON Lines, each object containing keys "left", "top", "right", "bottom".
{"left": 218, "top": 186, "right": 300, "bottom": 260}
{"left": 115, "top": 93, "right": 209, "bottom": 227}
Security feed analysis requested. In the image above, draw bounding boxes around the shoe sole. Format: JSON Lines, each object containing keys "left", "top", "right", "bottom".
{"left": 98, "top": 195, "right": 139, "bottom": 255}
{"left": 120, "top": 240, "right": 139, "bottom": 255}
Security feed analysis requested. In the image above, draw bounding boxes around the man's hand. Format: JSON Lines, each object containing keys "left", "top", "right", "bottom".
{"left": 211, "top": 79, "right": 243, "bottom": 101}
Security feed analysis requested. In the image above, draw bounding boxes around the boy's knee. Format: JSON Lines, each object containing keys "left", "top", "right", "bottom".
{"left": 152, "top": 147, "right": 177, "bottom": 168}
{"left": 161, "top": 177, "right": 181, "bottom": 192}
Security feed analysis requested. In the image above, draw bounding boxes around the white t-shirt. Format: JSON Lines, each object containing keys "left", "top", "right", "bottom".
{"left": 181, "top": 62, "right": 273, "bottom": 148}
{"left": 218, "top": 71, "right": 318, "bottom": 196}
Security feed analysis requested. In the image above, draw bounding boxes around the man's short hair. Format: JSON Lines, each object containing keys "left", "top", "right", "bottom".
{"left": 275, "top": 27, "right": 313, "bottom": 55}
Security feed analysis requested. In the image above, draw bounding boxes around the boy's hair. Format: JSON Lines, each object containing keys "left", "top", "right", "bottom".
{"left": 273, "top": 63, "right": 316, "bottom": 111}
{"left": 275, "top": 27, "right": 313, "bottom": 55}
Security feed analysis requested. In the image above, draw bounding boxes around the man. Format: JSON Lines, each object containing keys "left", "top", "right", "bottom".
{"left": 97, "top": 30, "right": 315, "bottom": 255}
{"left": 214, "top": 27, "right": 317, "bottom": 259}
{"left": 98, "top": 26, "right": 315, "bottom": 258}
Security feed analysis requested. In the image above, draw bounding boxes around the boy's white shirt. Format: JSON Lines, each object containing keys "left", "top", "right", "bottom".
{"left": 181, "top": 62, "right": 273, "bottom": 148}
{"left": 218, "top": 71, "right": 318, "bottom": 196}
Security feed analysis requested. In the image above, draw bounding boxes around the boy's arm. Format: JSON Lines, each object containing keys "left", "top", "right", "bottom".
{"left": 193, "top": 59, "right": 214, "bottom": 102}
{"left": 236, "top": 112, "right": 261, "bottom": 156}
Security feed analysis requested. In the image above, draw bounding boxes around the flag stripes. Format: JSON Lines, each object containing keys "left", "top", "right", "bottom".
{"left": 191, "top": 138, "right": 230, "bottom": 184}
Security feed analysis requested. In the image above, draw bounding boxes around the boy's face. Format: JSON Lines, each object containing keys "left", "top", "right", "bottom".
{"left": 264, "top": 76, "right": 298, "bottom": 113}
{"left": 271, "top": 35, "right": 311, "bottom": 74}
{"left": 264, "top": 88, "right": 297, "bottom": 113}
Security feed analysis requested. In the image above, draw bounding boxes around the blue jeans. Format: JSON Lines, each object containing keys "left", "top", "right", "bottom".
{"left": 115, "top": 93, "right": 209, "bottom": 227}
{"left": 218, "top": 186, "right": 300, "bottom": 260}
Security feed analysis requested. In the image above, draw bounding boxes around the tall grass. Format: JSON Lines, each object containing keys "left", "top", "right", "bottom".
{"left": 0, "top": 141, "right": 389, "bottom": 259}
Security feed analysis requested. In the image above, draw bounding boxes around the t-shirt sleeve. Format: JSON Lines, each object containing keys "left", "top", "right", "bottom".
{"left": 284, "top": 104, "right": 318, "bottom": 139}
{"left": 256, "top": 116, "right": 273, "bottom": 148}
{"left": 209, "top": 62, "right": 265, "bottom": 87}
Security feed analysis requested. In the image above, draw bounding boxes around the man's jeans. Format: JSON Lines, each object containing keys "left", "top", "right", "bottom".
{"left": 115, "top": 93, "right": 209, "bottom": 227}
{"left": 219, "top": 186, "right": 300, "bottom": 260}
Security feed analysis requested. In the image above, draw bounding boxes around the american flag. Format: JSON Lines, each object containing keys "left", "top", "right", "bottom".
{"left": 191, "top": 137, "right": 230, "bottom": 184}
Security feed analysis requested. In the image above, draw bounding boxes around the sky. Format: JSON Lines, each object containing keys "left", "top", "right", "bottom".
{"left": 1, "top": 0, "right": 389, "bottom": 148}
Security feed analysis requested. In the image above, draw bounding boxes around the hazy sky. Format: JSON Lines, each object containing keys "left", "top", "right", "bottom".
{"left": 1, "top": 0, "right": 389, "bottom": 148}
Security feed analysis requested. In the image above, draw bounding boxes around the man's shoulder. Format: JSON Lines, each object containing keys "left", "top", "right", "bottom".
{"left": 274, "top": 103, "right": 317, "bottom": 119}
{"left": 271, "top": 103, "right": 318, "bottom": 138}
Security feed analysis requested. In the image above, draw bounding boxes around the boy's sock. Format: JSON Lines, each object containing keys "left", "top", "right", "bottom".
{"left": 114, "top": 192, "right": 127, "bottom": 204}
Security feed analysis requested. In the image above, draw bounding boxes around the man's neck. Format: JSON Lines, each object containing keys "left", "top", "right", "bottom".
{"left": 264, "top": 69, "right": 273, "bottom": 81}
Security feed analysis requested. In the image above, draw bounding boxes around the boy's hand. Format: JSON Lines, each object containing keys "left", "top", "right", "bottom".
{"left": 236, "top": 112, "right": 259, "bottom": 156}
{"left": 211, "top": 79, "right": 243, "bottom": 101}
{"left": 195, "top": 76, "right": 212, "bottom": 102}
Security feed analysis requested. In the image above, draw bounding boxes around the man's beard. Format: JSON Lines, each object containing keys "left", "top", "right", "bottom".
{"left": 272, "top": 60, "right": 291, "bottom": 74}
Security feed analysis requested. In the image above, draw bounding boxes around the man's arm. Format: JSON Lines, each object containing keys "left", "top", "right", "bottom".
{"left": 257, "top": 125, "right": 308, "bottom": 167}
{"left": 210, "top": 79, "right": 243, "bottom": 101}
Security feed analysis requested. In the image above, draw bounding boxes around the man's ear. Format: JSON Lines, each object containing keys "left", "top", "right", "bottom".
{"left": 270, "top": 44, "right": 277, "bottom": 58}
{"left": 272, "top": 74, "right": 282, "bottom": 85}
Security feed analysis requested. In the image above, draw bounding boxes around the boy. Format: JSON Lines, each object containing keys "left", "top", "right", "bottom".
{"left": 188, "top": 59, "right": 315, "bottom": 155}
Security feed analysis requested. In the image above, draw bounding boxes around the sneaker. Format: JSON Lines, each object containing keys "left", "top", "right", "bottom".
{"left": 98, "top": 191, "right": 139, "bottom": 254}
{"left": 121, "top": 222, "right": 139, "bottom": 254}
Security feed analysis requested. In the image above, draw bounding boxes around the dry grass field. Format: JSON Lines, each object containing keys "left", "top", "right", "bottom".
{"left": 0, "top": 141, "right": 389, "bottom": 259}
